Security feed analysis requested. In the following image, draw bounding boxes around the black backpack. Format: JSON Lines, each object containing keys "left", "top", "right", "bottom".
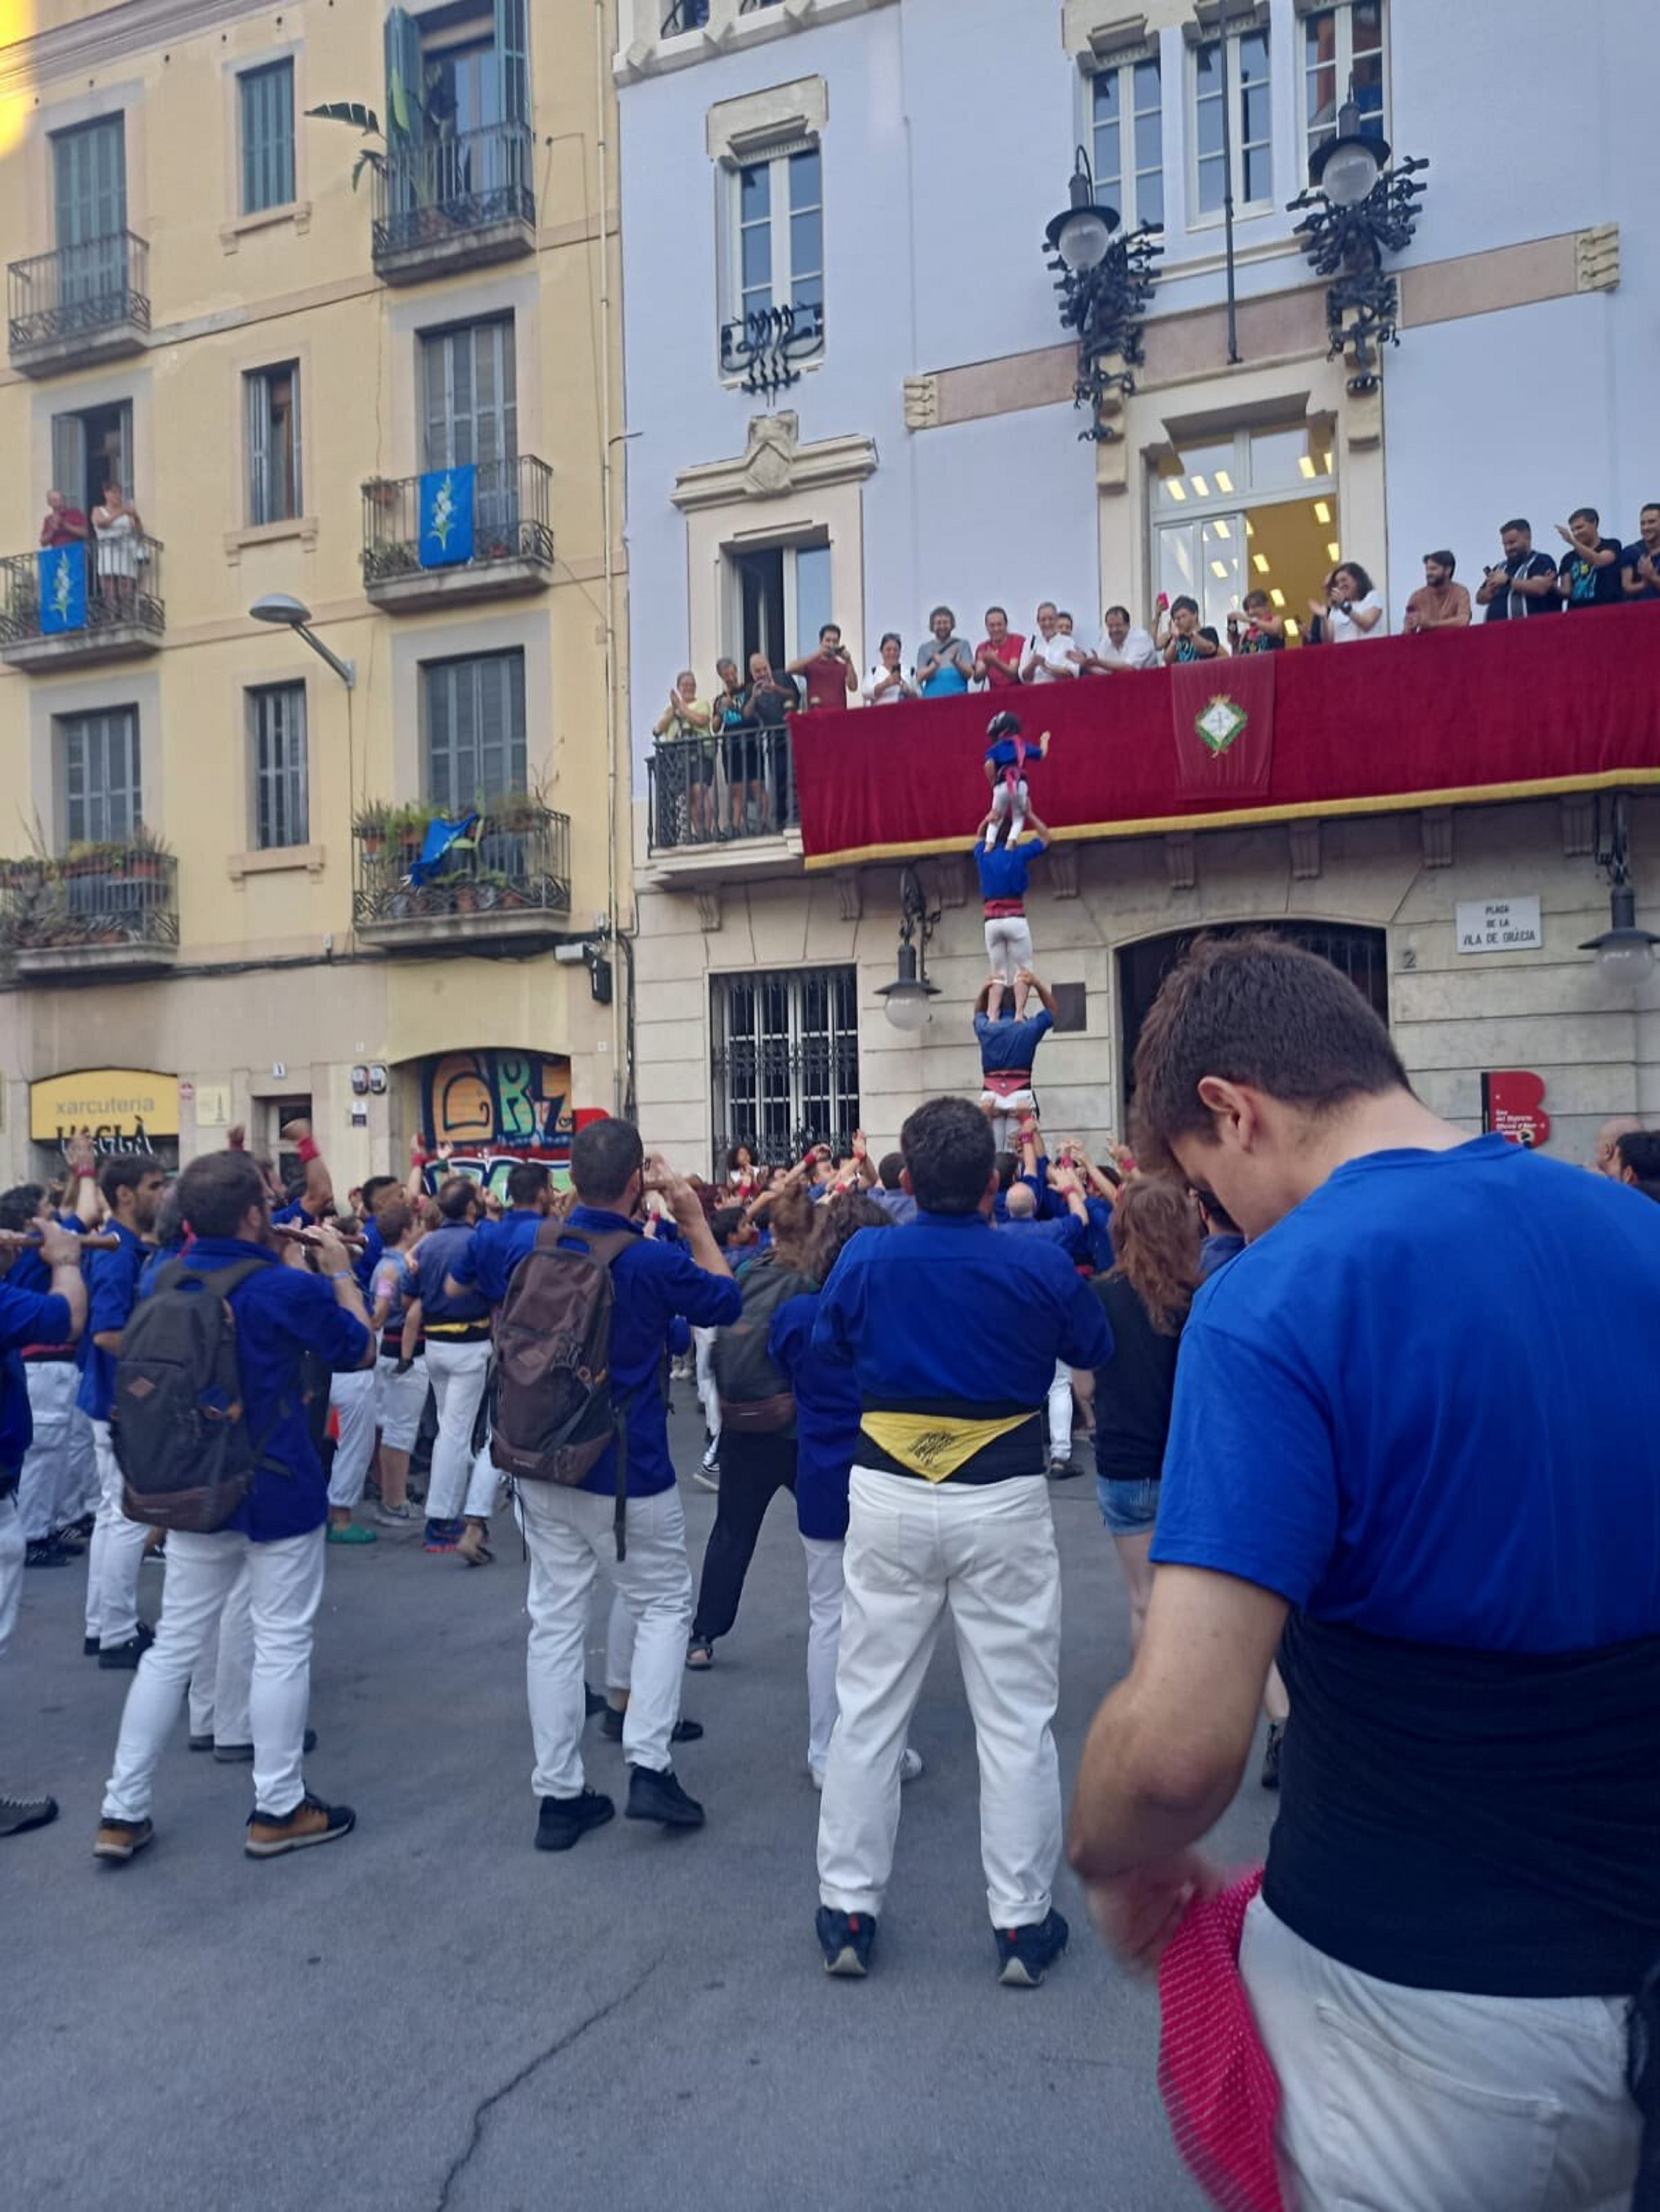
{"left": 491, "top": 1222, "right": 635, "bottom": 1555}
{"left": 113, "top": 1258, "right": 269, "bottom": 1533}
{"left": 712, "top": 1254, "right": 815, "bottom": 1435}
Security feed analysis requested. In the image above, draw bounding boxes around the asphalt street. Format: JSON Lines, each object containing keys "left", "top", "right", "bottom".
{"left": 3, "top": 1399, "right": 1275, "bottom": 2212}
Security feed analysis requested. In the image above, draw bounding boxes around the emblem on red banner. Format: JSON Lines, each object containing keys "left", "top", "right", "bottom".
{"left": 1195, "top": 695, "right": 1249, "bottom": 755}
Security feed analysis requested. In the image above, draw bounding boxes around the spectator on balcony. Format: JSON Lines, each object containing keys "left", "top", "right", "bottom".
{"left": 735, "top": 654, "right": 798, "bottom": 836}
{"left": 1080, "top": 604, "right": 1159, "bottom": 674}
{"left": 1475, "top": 520, "right": 1560, "bottom": 621}
{"left": 1619, "top": 505, "right": 1660, "bottom": 604}
{"left": 1226, "top": 591, "right": 1286, "bottom": 654}
{"left": 653, "top": 671, "right": 715, "bottom": 841}
{"left": 1158, "top": 596, "right": 1222, "bottom": 664}
{"left": 973, "top": 607, "right": 1025, "bottom": 690}
{"left": 1554, "top": 510, "right": 1622, "bottom": 610}
{"left": 787, "top": 623, "right": 859, "bottom": 712}
{"left": 1308, "top": 563, "right": 1386, "bottom": 644}
{"left": 864, "top": 633, "right": 919, "bottom": 707}
{"left": 915, "top": 607, "right": 976, "bottom": 698}
{"left": 39, "top": 490, "right": 89, "bottom": 550}
{"left": 91, "top": 482, "right": 146, "bottom": 615}
{"left": 1021, "top": 603, "right": 1080, "bottom": 684}
{"left": 1403, "top": 551, "right": 1472, "bottom": 633}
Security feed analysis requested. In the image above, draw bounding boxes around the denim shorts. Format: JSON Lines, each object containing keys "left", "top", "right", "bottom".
{"left": 1096, "top": 1473, "right": 1161, "bottom": 1536}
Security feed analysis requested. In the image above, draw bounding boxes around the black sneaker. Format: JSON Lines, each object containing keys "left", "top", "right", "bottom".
{"left": 0, "top": 1791, "right": 59, "bottom": 1837}
{"left": 49, "top": 1530, "right": 86, "bottom": 1556}
{"left": 816, "top": 1907, "right": 876, "bottom": 1977}
{"left": 535, "top": 1788, "right": 615, "bottom": 1853}
{"left": 995, "top": 1908, "right": 1070, "bottom": 1988}
{"left": 24, "top": 1540, "right": 70, "bottom": 1569}
{"left": 244, "top": 1793, "right": 355, "bottom": 1858}
{"left": 602, "top": 1708, "right": 704, "bottom": 1744}
{"left": 584, "top": 1682, "right": 607, "bottom": 1718}
{"left": 83, "top": 1635, "right": 100, "bottom": 1659}
{"left": 97, "top": 1623, "right": 154, "bottom": 1671}
{"left": 214, "top": 1727, "right": 318, "bottom": 1764}
{"left": 625, "top": 1764, "right": 705, "bottom": 1829}
{"left": 68, "top": 1513, "right": 95, "bottom": 1540}
{"left": 1260, "top": 1719, "right": 1284, "bottom": 1791}
{"left": 188, "top": 1733, "right": 215, "bottom": 1753}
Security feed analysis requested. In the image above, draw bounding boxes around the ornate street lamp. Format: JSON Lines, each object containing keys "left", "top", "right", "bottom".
{"left": 1580, "top": 796, "right": 1660, "bottom": 985}
{"left": 876, "top": 867, "right": 941, "bottom": 1033}
{"left": 1042, "top": 147, "right": 1163, "bottom": 442}
{"left": 1287, "top": 93, "right": 1428, "bottom": 393}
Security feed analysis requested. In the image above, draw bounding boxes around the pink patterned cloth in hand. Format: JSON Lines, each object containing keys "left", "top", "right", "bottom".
{"left": 1157, "top": 1867, "right": 1287, "bottom": 2212}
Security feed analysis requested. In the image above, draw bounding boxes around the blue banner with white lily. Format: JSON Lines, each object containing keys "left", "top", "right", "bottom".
{"left": 418, "top": 466, "right": 475, "bottom": 569}
{"left": 38, "top": 543, "right": 87, "bottom": 632}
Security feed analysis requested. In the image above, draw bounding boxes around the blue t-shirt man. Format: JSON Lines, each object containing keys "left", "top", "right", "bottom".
{"left": 76, "top": 1221, "right": 147, "bottom": 1424}
{"left": 449, "top": 1206, "right": 544, "bottom": 1307}
{"left": 973, "top": 833, "right": 1045, "bottom": 907}
{"left": 0, "top": 1277, "right": 74, "bottom": 1474}
{"left": 974, "top": 1004, "right": 1052, "bottom": 1087}
{"left": 1620, "top": 532, "right": 1660, "bottom": 603}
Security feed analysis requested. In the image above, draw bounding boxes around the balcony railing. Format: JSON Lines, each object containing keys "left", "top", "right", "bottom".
{"left": 371, "top": 122, "right": 536, "bottom": 280}
{"left": 719, "top": 300, "right": 824, "bottom": 398}
{"left": 7, "top": 232, "right": 150, "bottom": 372}
{"left": 361, "top": 457, "right": 553, "bottom": 608}
{"left": 1, "top": 846, "right": 178, "bottom": 975}
{"left": 0, "top": 536, "right": 164, "bottom": 669}
{"left": 649, "top": 729, "right": 800, "bottom": 853}
{"left": 352, "top": 798, "right": 572, "bottom": 949}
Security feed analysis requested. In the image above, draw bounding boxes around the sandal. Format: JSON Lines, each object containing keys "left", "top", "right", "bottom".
{"left": 685, "top": 1637, "right": 714, "bottom": 1670}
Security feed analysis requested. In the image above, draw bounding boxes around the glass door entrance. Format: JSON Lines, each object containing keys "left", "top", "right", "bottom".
{"left": 1153, "top": 420, "right": 1339, "bottom": 644}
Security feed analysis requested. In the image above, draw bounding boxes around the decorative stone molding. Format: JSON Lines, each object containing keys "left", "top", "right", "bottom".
{"left": 920, "top": 857, "right": 968, "bottom": 911}
{"left": 695, "top": 889, "right": 723, "bottom": 932}
{"left": 834, "top": 873, "right": 862, "bottom": 922}
{"left": 705, "top": 75, "right": 827, "bottom": 166}
{"left": 1060, "top": 5, "right": 1164, "bottom": 64}
{"left": 1560, "top": 794, "right": 1596, "bottom": 858}
{"left": 1289, "top": 820, "right": 1322, "bottom": 881}
{"left": 1341, "top": 354, "right": 1383, "bottom": 449}
{"left": 902, "top": 376, "right": 940, "bottom": 432}
{"left": 671, "top": 413, "right": 879, "bottom": 511}
{"left": 1574, "top": 223, "right": 1621, "bottom": 294}
{"left": 1046, "top": 847, "right": 1081, "bottom": 899}
{"left": 1420, "top": 807, "right": 1454, "bottom": 869}
{"left": 227, "top": 844, "right": 325, "bottom": 883}
{"left": 1165, "top": 833, "right": 1196, "bottom": 891}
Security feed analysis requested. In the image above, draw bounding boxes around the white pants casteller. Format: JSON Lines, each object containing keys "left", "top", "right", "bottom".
{"left": 983, "top": 914, "right": 1034, "bottom": 988}
{"left": 817, "top": 1468, "right": 1061, "bottom": 1928}
{"left": 981, "top": 1091, "right": 1037, "bottom": 1156}
{"left": 186, "top": 1556, "right": 254, "bottom": 1744}
{"left": 1047, "top": 1361, "right": 1074, "bottom": 1463}
{"left": 802, "top": 1533, "right": 845, "bottom": 1775}
{"left": 85, "top": 1418, "right": 151, "bottom": 1647}
{"left": 990, "top": 778, "right": 1029, "bottom": 838}
{"left": 521, "top": 1479, "right": 692, "bottom": 1796}
{"left": 605, "top": 1583, "right": 635, "bottom": 1694}
{"left": 64, "top": 1410, "right": 99, "bottom": 1524}
{"left": 18, "top": 1361, "right": 76, "bottom": 1541}
{"left": 423, "top": 1339, "right": 491, "bottom": 1522}
{"left": 375, "top": 1353, "right": 427, "bottom": 1453}
{"left": 1240, "top": 1895, "right": 1640, "bottom": 2212}
{"left": 0, "top": 1491, "right": 23, "bottom": 1664}
{"left": 326, "top": 1367, "right": 379, "bottom": 1511}
{"left": 102, "top": 1524, "right": 325, "bottom": 1821}
{"left": 693, "top": 1325, "right": 721, "bottom": 1446}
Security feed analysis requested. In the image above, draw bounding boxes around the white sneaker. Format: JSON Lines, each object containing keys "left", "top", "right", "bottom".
{"left": 376, "top": 1503, "right": 413, "bottom": 1527}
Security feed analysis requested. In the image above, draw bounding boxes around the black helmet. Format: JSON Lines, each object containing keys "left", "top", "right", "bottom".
{"left": 985, "top": 710, "right": 1023, "bottom": 743}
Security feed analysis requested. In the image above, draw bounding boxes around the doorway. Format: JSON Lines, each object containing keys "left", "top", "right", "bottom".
{"left": 53, "top": 401, "right": 133, "bottom": 515}
{"left": 729, "top": 538, "right": 832, "bottom": 672}
{"left": 1152, "top": 419, "right": 1338, "bottom": 643}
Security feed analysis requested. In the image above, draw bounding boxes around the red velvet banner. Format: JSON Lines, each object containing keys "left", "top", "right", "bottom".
{"left": 791, "top": 605, "right": 1660, "bottom": 867}
{"left": 1169, "top": 654, "right": 1275, "bottom": 799}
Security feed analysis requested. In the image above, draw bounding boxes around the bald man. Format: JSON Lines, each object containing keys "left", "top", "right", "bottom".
{"left": 1594, "top": 1116, "right": 1642, "bottom": 1175}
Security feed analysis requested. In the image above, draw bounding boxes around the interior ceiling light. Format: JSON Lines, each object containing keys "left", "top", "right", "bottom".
{"left": 1314, "top": 500, "right": 1332, "bottom": 524}
{"left": 1215, "top": 469, "right": 1234, "bottom": 492}
{"left": 1252, "top": 553, "right": 1270, "bottom": 573}
{"left": 1191, "top": 474, "right": 1210, "bottom": 497}
{"left": 1299, "top": 454, "right": 1317, "bottom": 479}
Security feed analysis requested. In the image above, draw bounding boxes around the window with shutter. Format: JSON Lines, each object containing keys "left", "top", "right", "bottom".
{"left": 422, "top": 650, "right": 527, "bottom": 811}
{"left": 60, "top": 707, "right": 141, "bottom": 846}
{"left": 239, "top": 60, "right": 295, "bottom": 215}
{"left": 248, "top": 685, "right": 308, "bottom": 848}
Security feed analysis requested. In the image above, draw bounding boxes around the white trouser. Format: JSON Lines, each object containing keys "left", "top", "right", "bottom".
{"left": 802, "top": 1533, "right": 845, "bottom": 1776}
{"left": 18, "top": 1361, "right": 76, "bottom": 1540}
{"left": 1047, "top": 1362, "right": 1074, "bottom": 1462}
{"left": 990, "top": 777, "right": 1029, "bottom": 838}
{"left": 326, "top": 1367, "right": 379, "bottom": 1511}
{"left": 818, "top": 1468, "right": 1061, "bottom": 1927}
{"left": 1240, "top": 1895, "right": 1639, "bottom": 2212}
{"left": 376, "top": 1353, "right": 427, "bottom": 1452}
{"left": 981, "top": 1090, "right": 1037, "bottom": 1155}
{"left": 983, "top": 913, "right": 1034, "bottom": 987}
{"left": 0, "top": 1490, "right": 22, "bottom": 1664}
{"left": 604, "top": 1583, "right": 635, "bottom": 1693}
{"left": 102, "top": 1524, "right": 325, "bottom": 1821}
{"left": 85, "top": 1417, "right": 150, "bottom": 1646}
{"left": 64, "top": 1410, "right": 99, "bottom": 1522}
{"left": 186, "top": 1556, "right": 254, "bottom": 1744}
{"left": 423, "top": 1339, "right": 491, "bottom": 1522}
{"left": 693, "top": 1325, "right": 721, "bottom": 1444}
{"left": 521, "top": 1479, "right": 692, "bottom": 1795}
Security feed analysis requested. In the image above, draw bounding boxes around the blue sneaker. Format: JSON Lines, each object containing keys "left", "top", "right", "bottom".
{"left": 995, "top": 1908, "right": 1069, "bottom": 1987}
{"left": 816, "top": 1906, "right": 876, "bottom": 1977}
{"left": 422, "top": 1519, "right": 460, "bottom": 1553}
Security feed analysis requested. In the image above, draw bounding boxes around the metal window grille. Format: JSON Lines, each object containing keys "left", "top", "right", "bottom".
{"left": 251, "top": 683, "right": 308, "bottom": 849}
{"left": 240, "top": 59, "right": 295, "bottom": 215}
{"left": 710, "top": 964, "right": 860, "bottom": 1167}
{"left": 63, "top": 707, "right": 141, "bottom": 845}
{"left": 422, "top": 649, "right": 527, "bottom": 810}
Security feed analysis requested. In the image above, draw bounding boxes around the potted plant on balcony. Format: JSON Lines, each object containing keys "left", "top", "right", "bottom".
{"left": 354, "top": 801, "right": 393, "bottom": 859}
{"left": 126, "top": 825, "right": 171, "bottom": 882}
{"left": 363, "top": 476, "right": 402, "bottom": 511}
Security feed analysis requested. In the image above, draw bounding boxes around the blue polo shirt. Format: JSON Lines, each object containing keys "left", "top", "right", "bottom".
{"left": 974, "top": 835, "right": 1045, "bottom": 905}
{"left": 770, "top": 1288, "right": 861, "bottom": 1541}
{"left": 0, "top": 1279, "right": 72, "bottom": 1473}
{"left": 353, "top": 1217, "right": 385, "bottom": 1295}
{"left": 146, "top": 1238, "right": 371, "bottom": 1541}
{"left": 411, "top": 1221, "right": 491, "bottom": 1330}
{"left": 1620, "top": 542, "right": 1660, "bottom": 602}
{"left": 558, "top": 1205, "right": 741, "bottom": 1498}
{"left": 974, "top": 1006, "right": 1052, "bottom": 1080}
{"left": 449, "top": 1208, "right": 543, "bottom": 1307}
{"left": 9, "top": 1214, "right": 84, "bottom": 1300}
{"left": 76, "top": 1221, "right": 148, "bottom": 1422}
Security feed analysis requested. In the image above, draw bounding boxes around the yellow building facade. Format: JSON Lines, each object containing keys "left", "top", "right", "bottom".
{"left": 0, "top": 0, "right": 627, "bottom": 1194}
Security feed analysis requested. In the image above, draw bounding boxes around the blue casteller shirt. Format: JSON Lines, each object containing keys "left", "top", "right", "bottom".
{"left": 353, "top": 1217, "right": 385, "bottom": 1296}
{"left": 559, "top": 1205, "right": 741, "bottom": 1498}
{"left": 77, "top": 1221, "right": 148, "bottom": 1422}
{"left": 449, "top": 1208, "right": 543, "bottom": 1307}
{"left": 411, "top": 1221, "right": 491, "bottom": 1329}
{"left": 0, "top": 1279, "right": 72, "bottom": 1472}
{"left": 974, "top": 1006, "right": 1052, "bottom": 1081}
{"left": 147, "top": 1239, "right": 371, "bottom": 1541}
{"left": 974, "top": 835, "right": 1045, "bottom": 906}
{"left": 1197, "top": 1230, "right": 1246, "bottom": 1280}
{"left": 770, "top": 1288, "right": 860, "bottom": 1541}
{"left": 995, "top": 1199, "right": 1112, "bottom": 1272}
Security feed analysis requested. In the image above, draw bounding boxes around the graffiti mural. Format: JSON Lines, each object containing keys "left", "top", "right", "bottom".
{"left": 420, "top": 1050, "right": 574, "bottom": 1156}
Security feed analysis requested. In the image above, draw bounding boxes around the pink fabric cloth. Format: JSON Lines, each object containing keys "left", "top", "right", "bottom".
{"left": 1158, "top": 1868, "right": 1287, "bottom": 2212}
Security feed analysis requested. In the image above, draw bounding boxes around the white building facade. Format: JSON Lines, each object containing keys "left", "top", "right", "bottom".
{"left": 615, "top": 0, "right": 1659, "bottom": 1170}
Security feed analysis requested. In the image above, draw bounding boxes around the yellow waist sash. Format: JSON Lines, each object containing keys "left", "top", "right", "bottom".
{"left": 860, "top": 1410, "right": 1031, "bottom": 1484}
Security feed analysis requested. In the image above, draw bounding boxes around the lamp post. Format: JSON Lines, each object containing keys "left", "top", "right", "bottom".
{"left": 1287, "top": 91, "right": 1428, "bottom": 393}
{"left": 1042, "top": 147, "right": 1163, "bottom": 442}
{"left": 1580, "top": 795, "right": 1660, "bottom": 985}
{"left": 248, "top": 593, "right": 357, "bottom": 688}
{"left": 876, "top": 867, "right": 941, "bottom": 1033}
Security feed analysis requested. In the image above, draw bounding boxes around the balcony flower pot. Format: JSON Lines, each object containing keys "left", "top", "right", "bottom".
{"left": 365, "top": 479, "right": 401, "bottom": 511}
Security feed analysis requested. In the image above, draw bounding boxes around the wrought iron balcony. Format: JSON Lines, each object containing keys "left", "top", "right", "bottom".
{"left": 371, "top": 122, "right": 536, "bottom": 282}
{"left": 648, "top": 728, "right": 800, "bottom": 856}
{"left": 361, "top": 457, "right": 553, "bottom": 610}
{"left": 0, "top": 536, "right": 164, "bottom": 670}
{"left": 2, "top": 845, "right": 178, "bottom": 977}
{"left": 7, "top": 232, "right": 151, "bottom": 375}
{"left": 719, "top": 300, "right": 824, "bottom": 398}
{"left": 352, "top": 797, "right": 572, "bottom": 952}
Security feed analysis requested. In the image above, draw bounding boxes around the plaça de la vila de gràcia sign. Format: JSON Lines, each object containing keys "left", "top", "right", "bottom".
{"left": 1455, "top": 895, "right": 1543, "bottom": 955}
